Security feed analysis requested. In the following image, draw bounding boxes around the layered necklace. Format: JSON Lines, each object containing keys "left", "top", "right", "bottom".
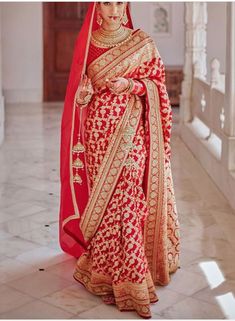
{"left": 91, "top": 24, "right": 132, "bottom": 48}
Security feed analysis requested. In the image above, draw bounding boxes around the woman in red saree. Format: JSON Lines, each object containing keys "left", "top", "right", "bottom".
{"left": 59, "top": 2, "right": 180, "bottom": 319}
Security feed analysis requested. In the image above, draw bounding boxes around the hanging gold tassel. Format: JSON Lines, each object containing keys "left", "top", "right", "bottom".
{"left": 72, "top": 141, "right": 85, "bottom": 153}
{"left": 73, "top": 172, "right": 82, "bottom": 184}
{"left": 73, "top": 157, "right": 84, "bottom": 169}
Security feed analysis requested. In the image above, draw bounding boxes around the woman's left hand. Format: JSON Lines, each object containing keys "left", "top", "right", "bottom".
{"left": 105, "top": 77, "right": 129, "bottom": 94}
{"left": 76, "top": 74, "right": 94, "bottom": 105}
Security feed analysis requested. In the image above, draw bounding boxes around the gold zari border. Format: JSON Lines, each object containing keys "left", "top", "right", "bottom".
{"left": 73, "top": 254, "right": 158, "bottom": 318}
{"left": 142, "top": 79, "right": 180, "bottom": 285}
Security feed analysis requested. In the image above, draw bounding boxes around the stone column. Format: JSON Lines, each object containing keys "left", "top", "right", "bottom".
{"left": 221, "top": 2, "right": 235, "bottom": 170}
{"left": 0, "top": 4, "right": 5, "bottom": 146}
{"left": 180, "top": 2, "right": 207, "bottom": 123}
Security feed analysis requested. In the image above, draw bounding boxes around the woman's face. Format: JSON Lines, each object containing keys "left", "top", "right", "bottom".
{"left": 97, "top": 2, "right": 126, "bottom": 26}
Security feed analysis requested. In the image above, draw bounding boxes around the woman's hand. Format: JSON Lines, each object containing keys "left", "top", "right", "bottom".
{"left": 105, "top": 77, "right": 129, "bottom": 94}
{"left": 75, "top": 74, "right": 94, "bottom": 105}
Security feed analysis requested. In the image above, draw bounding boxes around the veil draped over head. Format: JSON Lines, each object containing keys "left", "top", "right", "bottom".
{"left": 59, "top": 3, "right": 133, "bottom": 258}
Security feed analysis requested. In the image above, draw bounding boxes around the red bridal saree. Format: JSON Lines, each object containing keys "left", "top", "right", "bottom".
{"left": 59, "top": 3, "right": 180, "bottom": 319}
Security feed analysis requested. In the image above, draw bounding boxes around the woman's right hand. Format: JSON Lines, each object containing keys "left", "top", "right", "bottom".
{"left": 75, "top": 74, "right": 94, "bottom": 105}
{"left": 105, "top": 77, "right": 130, "bottom": 94}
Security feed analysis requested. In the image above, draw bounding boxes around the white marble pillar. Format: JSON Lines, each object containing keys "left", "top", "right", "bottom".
{"left": 180, "top": 2, "right": 207, "bottom": 123}
{"left": 0, "top": 4, "right": 5, "bottom": 146}
{"left": 221, "top": 2, "right": 235, "bottom": 170}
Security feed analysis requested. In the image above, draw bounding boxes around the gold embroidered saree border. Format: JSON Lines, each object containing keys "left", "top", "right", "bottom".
{"left": 80, "top": 94, "right": 143, "bottom": 242}
{"left": 73, "top": 254, "right": 158, "bottom": 318}
{"left": 141, "top": 79, "right": 169, "bottom": 285}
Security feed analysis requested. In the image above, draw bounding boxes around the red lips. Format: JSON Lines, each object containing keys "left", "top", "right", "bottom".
{"left": 109, "top": 16, "right": 119, "bottom": 19}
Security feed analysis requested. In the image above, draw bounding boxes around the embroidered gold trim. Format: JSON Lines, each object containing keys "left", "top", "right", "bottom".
{"left": 141, "top": 79, "right": 170, "bottom": 285}
{"left": 73, "top": 254, "right": 158, "bottom": 318}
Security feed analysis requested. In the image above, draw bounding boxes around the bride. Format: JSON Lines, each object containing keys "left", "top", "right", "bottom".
{"left": 59, "top": 2, "right": 180, "bottom": 319}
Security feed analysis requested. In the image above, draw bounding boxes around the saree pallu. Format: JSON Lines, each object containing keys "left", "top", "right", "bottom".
{"left": 73, "top": 30, "right": 180, "bottom": 318}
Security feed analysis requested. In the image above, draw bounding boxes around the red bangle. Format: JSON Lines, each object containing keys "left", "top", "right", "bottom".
{"left": 130, "top": 79, "right": 146, "bottom": 96}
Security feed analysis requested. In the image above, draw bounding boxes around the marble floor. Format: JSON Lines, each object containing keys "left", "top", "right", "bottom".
{"left": 0, "top": 102, "right": 235, "bottom": 319}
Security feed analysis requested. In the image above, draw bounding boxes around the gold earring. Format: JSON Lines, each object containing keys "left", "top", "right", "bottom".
{"left": 122, "top": 11, "right": 128, "bottom": 25}
{"left": 97, "top": 13, "right": 103, "bottom": 26}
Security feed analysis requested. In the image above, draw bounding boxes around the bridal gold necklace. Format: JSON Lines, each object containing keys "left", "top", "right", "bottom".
{"left": 91, "top": 25, "right": 132, "bottom": 48}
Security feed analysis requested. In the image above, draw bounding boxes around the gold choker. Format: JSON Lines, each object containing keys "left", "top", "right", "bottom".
{"left": 91, "top": 25, "right": 132, "bottom": 48}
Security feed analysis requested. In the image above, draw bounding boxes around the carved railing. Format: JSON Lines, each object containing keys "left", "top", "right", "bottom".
{"left": 191, "top": 58, "right": 225, "bottom": 159}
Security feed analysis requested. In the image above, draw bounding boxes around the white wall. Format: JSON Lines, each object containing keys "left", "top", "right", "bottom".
{"left": 1, "top": 2, "right": 42, "bottom": 103}
{"left": 206, "top": 2, "right": 226, "bottom": 81}
{"left": 0, "top": 4, "right": 5, "bottom": 145}
{"left": 131, "top": 2, "right": 185, "bottom": 66}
